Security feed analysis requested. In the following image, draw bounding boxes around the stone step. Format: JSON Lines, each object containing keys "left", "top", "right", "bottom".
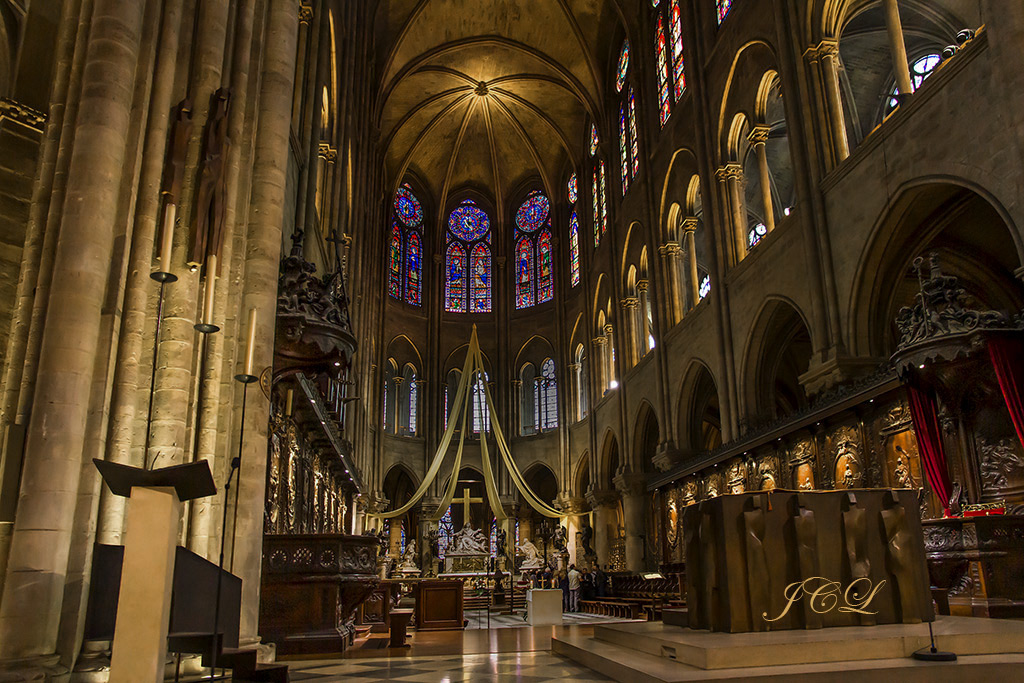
{"left": 552, "top": 631, "right": 1024, "bottom": 682}
{"left": 589, "top": 616, "right": 1024, "bottom": 670}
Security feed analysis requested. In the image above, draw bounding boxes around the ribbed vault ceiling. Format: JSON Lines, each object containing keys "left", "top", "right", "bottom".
{"left": 376, "top": 0, "right": 617, "bottom": 224}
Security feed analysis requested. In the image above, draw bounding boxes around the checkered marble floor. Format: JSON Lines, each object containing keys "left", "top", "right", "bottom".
{"left": 289, "top": 652, "right": 612, "bottom": 682}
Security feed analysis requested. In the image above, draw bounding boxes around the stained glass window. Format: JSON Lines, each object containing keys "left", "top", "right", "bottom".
{"left": 748, "top": 221, "right": 767, "bottom": 248}
{"left": 655, "top": 15, "right": 671, "bottom": 126}
{"left": 616, "top": 41, "right": 630, "bottom": 93}
{"left": 670, "top": 0, "right": 686, "bottom": 101}
{"left": 438, "top": 507, "right": 454, "bottom": 560}
{"left": 600, "top": 161, "right": 608, "bottom": 235}
{"left": 391, "top": 185, "right": 424, "bottom": 305}
{"left": 388, "top": 222, "right": 402, "bottom": 298}
{"left": 515, "top": 235, "right": 534, "bottom": 309}
{"left": 515, "top": 193, "right": 549, "bottom": 233}
{"left": 589, "top": 124, "right": 599, "bottom": 156}
{"left": 537, "top": 229, "right": 553, "bottom": 303}
{"left": 470, "top": 242, "right": 491, "bottom": 312}
{"left": 569, "top": 212, "right": 580, "bottom": 286}
{"left": 717, "top": 0, "right": 732, "bottom": 24}
{"left": 885, "top": 53, "right": 941, "bottom": 115}
{"left": 592, "top": 169, "right": 601, "bottom": 246}
{"left": 399, "top": 522, "right": 406, "bottom": 554}
{"left": 629, "top": 87, "right": 640, "bottom": 177}
{"left": 619, "top": 104, "right": 629, "bottom": 194}
{"left": 408, "top": 372, "right": 418, "bottom": 434}
{"left": 699, "top": 274, "right": 711, "bottom": 299}
{"left": 539, "top": 358, "right": 558, "bottom": 430}
{"left": 449, "top": 201, "right": 490, "bottom": 241}
{"left": 445, "top": 242, "right": 467, "bottom": 312}
{"left": 395, "top": 185, "right": 423, "bottom": 227}
{"left": 446, "top": 200, "right": 491, "bottom": 313}
{"left": 650, "top": 0, "right": 661, "bottom": 6}
{"left": 490, "top": 519, "right": 498, "bottom": 555}
{"left": 405, "top": 230, "right": 421, "bottom": 305}
{"left": 472, "top": 372, "right": 490, "bottom": 433}
{"left": 567, "top": 173, "right": 578, "bottom": 203}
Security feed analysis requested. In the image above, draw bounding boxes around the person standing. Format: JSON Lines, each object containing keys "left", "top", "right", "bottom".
{"left": 567, "top": 564, "right": 581, "bottom": 612}
{"left": 558, "top": 569, "right": 569, "bottom": 611}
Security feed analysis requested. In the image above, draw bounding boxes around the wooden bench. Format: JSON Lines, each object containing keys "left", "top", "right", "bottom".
{"left": 579, "top": 600, "right": 641, "bottom": 619}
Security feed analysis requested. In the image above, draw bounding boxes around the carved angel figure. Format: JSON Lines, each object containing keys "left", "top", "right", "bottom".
{"left": 517, "top": 538, "right": 543, "bottom": 568}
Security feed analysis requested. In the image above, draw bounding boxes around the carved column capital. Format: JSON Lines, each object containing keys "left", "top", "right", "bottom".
{"left": 318, "top": 142, "right": 337, "bottom": 162}
{"left": 298, "top": 3, "right": 313, "bottom": 24}
{"left": 747, "top": 125, "right": 771, "bottom": 144}
{"left": 603, "top": 323, "right": 614, "bottom": 335}
{"left": 620, "top": 296, "right": 639, "bottom": 309}
{"left": 613, "top": 468, "right": 647, "bottom": 498}
{"left": 586, "top": 487, "right": 619, "bottom": 508}
{"left": 592, "top": 336, "right": 607, "bottom": 346}
{"left": 805, "top": 39, "right": 840, "bottom": 62}
{"left": 715, "top": 163, "right": 743, "bottom": 182}
{"left": 636, "top": 280, "right": 649, "bottom": 293}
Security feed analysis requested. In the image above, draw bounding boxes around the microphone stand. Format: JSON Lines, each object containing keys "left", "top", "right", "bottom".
{"left": 210, "top": 370, "right": 257, "bottom": 678}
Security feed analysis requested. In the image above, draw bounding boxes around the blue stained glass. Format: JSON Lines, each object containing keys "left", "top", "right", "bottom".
{"left": 515, "top": 235, "right": 534, "bottom": 309}
{"left": 449, "top": 201, "right": 490, "bottom": 241}
{"left": 395, "top": 185, "right": 423, "bottom": 227}
{"left": 568, "top": 174, "right": 578, "bottom": 204}
{"left": 470, "top": 243, "right": 491, "bottom": 312}
{"left": 717, "top": 0, "right": 732, "bottom": 24}
{"left": 405, "top": 231, "right": 421, "bottom": 305}
{"left": 445, "top": 242, "right": 467, "bottom": 312}
{"left": 590, "top": 124, "right": 599, "bottom": 156}
{"left": 515, "top": 193, "right": 550, "bottom": 233}
{"left": 438, "top": 507, "right": 454, "bottom": 560}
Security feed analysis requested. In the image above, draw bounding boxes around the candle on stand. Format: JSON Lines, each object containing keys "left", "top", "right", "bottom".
{"left": 244, "top": 307, "right": 257, "bottom": 376}
{"left": 159, "top": 201, "right": 176, "bottom": 269}
{"left": 285, "top": 389, "right": 294, "bottom": 417}
{"left": 201, "top": 253, "right": 217, "bottom": 326}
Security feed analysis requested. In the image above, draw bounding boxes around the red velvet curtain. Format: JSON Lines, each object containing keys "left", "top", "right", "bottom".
{"left": 989, "top": 336, "right": 1024, "bottom": 449}
{"left": 906, "top": 384, "right": 953, "bottom": 506}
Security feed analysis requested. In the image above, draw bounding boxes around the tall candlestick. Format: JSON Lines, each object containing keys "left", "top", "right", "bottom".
{"left": 202, "top": 254, "right": 217, "bottom": 326}
{"left": 285, "top": 389, "right": 293, "bottom": 417}
{"left": 244, "top": 307, "right": 257, "bottom": 376}
{"left": 159, "top": 201, "right": 176, "bottom": 269}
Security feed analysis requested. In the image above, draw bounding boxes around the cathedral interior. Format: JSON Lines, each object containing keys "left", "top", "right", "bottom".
{"left": 0, "top": 0, "right": 1023, "bottom": 681}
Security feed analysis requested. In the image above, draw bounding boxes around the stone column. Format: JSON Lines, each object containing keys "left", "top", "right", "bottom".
{"left": 637, "top": 281, "right": 651, "bottom": 353}
{"left": 510, "top": 379, "right": 522, "bottom": 435}
{"left": 592, "top": 336, "right": 607, "bottom": 395}
{"left": 586, "top": 489, "right": 618, "bottom": 569}
{"left": 0, "top": 0, "right": 145, "bottom": 667}
{"left": 716, "top": 163, "right": 746, "bottom": 263}
{"left": 391, "top": 376, "right": 404, "bottom": 434}
{"left": 233, "top": 0, "right": 300, "bottom": 646}
{"left": 681, "top": 217, "right": 700, "bottom": 307}
{"left": 603, "top": 324, "right": 616, "bottom": 388}
{"left": 747, "top": 126, "right": 775, "bottom": 234}
{"left": 882, "top": 0, "right": 913, "bottom": 96}
{"left": 659, "top": 242, "right": 683, "bottom": 322}
{"left": 558, "top": 497, "right": 587, "bottom": 567}
{"left": 619, "top": 297, "right": 639, "bottom": 367}
{"left": 614, "top": 470, "right": 647, "bottom": 573}
{"left": 817, "top": 41, "right": 849, "bottom": 162}
{"left": 388, "top": 518, "right": 402, "bottom": 559}
{"left": 567, "top": 363, "right": 580, "bottom": 422}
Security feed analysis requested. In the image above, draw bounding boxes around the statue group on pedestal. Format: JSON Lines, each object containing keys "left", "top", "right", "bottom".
{"left": 449, "top": 521, "right": 489, "bottom": 554}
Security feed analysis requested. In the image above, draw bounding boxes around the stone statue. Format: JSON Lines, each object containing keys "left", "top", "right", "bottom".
{"left": 495, "top": 528, "right": 507, "bottom": 556}
{"left": 517, "top": 538, "right": 543, "bottom": 569}
{"left": 553, "top": 525, "right": 567, "bottom": 552}
{"left": 832, "top": 426, "right": 863, "bottom": 488}
{"left": 450, "top": 522, "right": 488, "bottom": 554}
{"left": 427, "top": 528, "right": 440, "bottom": 559}
{"left": 579, "top": 525, "right": 595, "bottom": 557}
{"left": 401, "top": 540, "right": 418, "bottom": 570}
{"left": 375, "top": 527, "right": 389, "bottom": 558}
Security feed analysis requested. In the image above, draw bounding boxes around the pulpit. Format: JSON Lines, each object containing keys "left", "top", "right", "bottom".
{"left": 683, "top": 489, "right": 933, "bottom": 632}
{"left": 260, "top": 534, "right": 379, "bottom": 655}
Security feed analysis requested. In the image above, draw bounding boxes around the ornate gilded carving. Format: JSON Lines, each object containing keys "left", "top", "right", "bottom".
{"left": 830, "top": 426, "right": 863, "bottom": 489}
{"left": 726, "top": 460, "right": 746, "bottom": 494}
{"left": 681, "top": 479, "right": 698, "bottom": 506}
{"left": 978, "top": 437, "right": 1024, "bottom": 491}
{"left": 704, "top": 473, "right": 720, "bottom": 499}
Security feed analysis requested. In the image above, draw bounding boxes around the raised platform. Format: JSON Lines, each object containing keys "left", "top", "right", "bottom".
{"left": 552, "top": 616, "right": 1024, "bottom": 682}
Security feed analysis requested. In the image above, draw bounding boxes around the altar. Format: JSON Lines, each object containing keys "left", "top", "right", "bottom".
{"left": 442, "top": 519, "right": 492, "bottom": 574}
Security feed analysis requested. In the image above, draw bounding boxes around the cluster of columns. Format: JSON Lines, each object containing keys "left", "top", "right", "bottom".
{"left": 0, "top": 0, "right": 305, "bottom": 675}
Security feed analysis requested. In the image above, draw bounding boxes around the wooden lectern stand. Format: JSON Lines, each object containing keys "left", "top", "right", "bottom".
{"left": 93, "top": 459, "right": 216, "bottom": 683}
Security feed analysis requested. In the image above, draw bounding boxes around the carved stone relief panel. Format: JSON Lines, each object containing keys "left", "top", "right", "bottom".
{"left": 789, "top": 439, "right": 817, "bottom": 491}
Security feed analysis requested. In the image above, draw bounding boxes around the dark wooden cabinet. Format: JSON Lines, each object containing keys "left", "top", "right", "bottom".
{"left": 412, "top": 579, "right": 465, "bottom": 631}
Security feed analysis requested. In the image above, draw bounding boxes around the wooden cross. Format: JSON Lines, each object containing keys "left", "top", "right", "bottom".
{"left": 452, "top": 487, "right": 483, "bottom": 524}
